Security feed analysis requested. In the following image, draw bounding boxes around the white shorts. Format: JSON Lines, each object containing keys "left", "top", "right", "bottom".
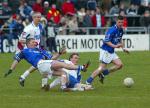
{"left": 99, "top": 49, "right": 119, "bottom": 64}
{"left": 37, "top": 60, "right": 53, "bottom": 76}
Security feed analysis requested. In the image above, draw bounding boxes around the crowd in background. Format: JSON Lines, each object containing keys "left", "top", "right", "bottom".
{"left": 0, "top": 0, "right": 150, "bottom": 49}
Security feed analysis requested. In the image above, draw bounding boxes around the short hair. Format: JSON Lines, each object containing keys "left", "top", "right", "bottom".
{"left": 32, "top": 12, "right": 41, "bottom": 18}
{"left": 26, "top": 38, "right": 35, "bottom": 45}
{"left": 117, "top": 15, "right": 124, "bottom": 20}
{"left": 69, "top": 53, "right": 79, "bottom": 60}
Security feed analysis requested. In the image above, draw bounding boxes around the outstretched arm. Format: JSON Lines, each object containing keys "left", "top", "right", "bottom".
{"left": 51, "top": 45, "right": 66, "bottom": 60}
{"left": 4, "top": 51, "right": 24, "bottom": 77}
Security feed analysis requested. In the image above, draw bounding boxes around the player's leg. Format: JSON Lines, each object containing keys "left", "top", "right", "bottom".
{"left": 75, "top": 83, "right": 93, "bottom": 91}
{"left": 86, "top": 49, "right": 111, "bottom": 84}
{"left": 86, "top": 63, "right": 107, "bottom": 84}
{"left": 98, "top": 53, "right": 123, "bottom": 83}
{"left": 49, "top": 77, "right": 61, "bottom": 89}
{"left": 51, "top": 60, "right": 88, "bottom": 72}
{"left": 109, "top": 58, "right": 123, "bottom": 72}
{"left": 51, "top": 60, "right": 80, "bottom": 70}
{"left": 52, "top": 69, "right": 68, "bottom": 90}
{"left": 19, "top": 66, "right": 36, "bottom": 87}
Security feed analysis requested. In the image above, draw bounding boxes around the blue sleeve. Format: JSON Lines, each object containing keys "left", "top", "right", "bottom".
{"left": 104, "top": 28, "right": 114, "bottom": 42}
{"left": 77, "top": 68, "right": 82, "bottom": 82}
{"left": 40, "top": 49, "right": 53, "bottom": 60}
{"left": 13, "top": 51, "right": 24, "bottom": 62}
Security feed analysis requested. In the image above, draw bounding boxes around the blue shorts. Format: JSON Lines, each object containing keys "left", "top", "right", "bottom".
{"left": 66, "top": 75, "right": 79, "bottom": 88}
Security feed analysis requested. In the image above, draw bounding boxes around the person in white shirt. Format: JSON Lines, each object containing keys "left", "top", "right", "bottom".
{"left": 44, "top": 53, "right": 93, "bottom": 91}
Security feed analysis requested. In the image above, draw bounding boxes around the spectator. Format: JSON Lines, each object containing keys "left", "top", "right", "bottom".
{"left": 131, "top": 0, "right": 141, "bottom": 6}
{"left": 140, "top": 10, "right": 150, "bottom": 27}
{"left": 62, "top": 0, "right": 76, "bottom": 15}
{"left": 119, "top": 11, "right": 128, "bottom": 28}
{"left": 0, "top": 16, "right": 15, "bottom": 46}
{"left": 126, "top": 4, "right": 138, "bottom": 26}
{"left": 2, "top": 0, "right": 12, "bottom": 15}
{"left": 77, "top": 0, "right": 87, "bottom": 10}
{"left": 83, "top": 9, "right": 93, "bottom": 27}
{"left": 92, "top": 7, "right": 106, "bottom": 34}
{"left": 58, "top": 14, "right": 68, "bottom": 35}
{"left": 109, "top": 4, "right": 119, "bottom": 15}
{"left": 77, "top": 7, "right": 86, "bottom": 21}
{"left": 66, "top": 14, "right": 78, "bottom": 35}
{"left": 40, "top": 16, "right": 47, "bottom": 49}
{"left": 47, "top": 4, "right": 61, "bottom": 24}
{"left": 138, "top": 0, "right": 149, "bottom": 15}
{"left": 32, "top": 0, "right": 44, "bottom": 14}
{"left": 87, "top": 0, "right": 97, "bottom": 10}
{"left": 109, "top": 4, "right": 119, "bottom": 25}
{"left": 43, "top": 1, "right": 50, "bottom": 16}
{"left": 17, "top": 0, "right": 33, "bottom": 19}
{"left": 46, "top": 17, "right": 58, "bottom": 53}
{"left": 119, "top": 3, "right": 126, "bottom": 14}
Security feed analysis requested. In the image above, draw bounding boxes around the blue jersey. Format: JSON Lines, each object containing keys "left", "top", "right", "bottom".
{"left": 101, "top": 25, "right": 123, "bottom": 53}
{"left": 14, "top": 48, "right": 52, "bottom": 67}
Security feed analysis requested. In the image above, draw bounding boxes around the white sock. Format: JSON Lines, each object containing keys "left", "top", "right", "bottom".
{"left": 21, "top": 70, "right": 30, "bottom": 79}
{"left": 61, "top": 75, "right": 67, "bottom": 89}
{"left": 41, "top": 78, "right": 48, "bottom": 87}
{"left": 49, "top": 77, "right": 61, "bottom": 89}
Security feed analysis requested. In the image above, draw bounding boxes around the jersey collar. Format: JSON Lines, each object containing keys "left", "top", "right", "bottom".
{"left": 32, "top": 22, "right": 39, "bottom": 27}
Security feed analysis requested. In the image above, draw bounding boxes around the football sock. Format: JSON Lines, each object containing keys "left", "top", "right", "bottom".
{"left": 102, "top": 69, "right": 109, "bottom": 76}
{"left": 61, "top": 75, "right": 67, "bottom": 89}
{"left": 21, "top": 70, "right": 30, "bottom": 79}
{"left": 86, "top": 77, "right": 94, "bottom": 84}
{"left": 41, "top": 78, "right": 48, "bottom": 87}
{"left": 50, "top": 77, "right": 61, "bottom": 88}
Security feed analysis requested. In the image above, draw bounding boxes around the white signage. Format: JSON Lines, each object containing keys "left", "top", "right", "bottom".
{"left": 56, "top": 34, "right": 149, "bottom": 52}
{"left": 1, "top": 34, "right": 149, "bottom": 53}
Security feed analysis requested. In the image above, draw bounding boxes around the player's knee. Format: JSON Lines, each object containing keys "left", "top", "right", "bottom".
{"left": 116, "top": 63, "right": 123, "bottom": 69}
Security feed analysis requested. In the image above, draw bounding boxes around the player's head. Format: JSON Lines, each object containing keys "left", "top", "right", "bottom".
{"left": 32, "top": 12, "right": 41, "bottom": 25}
{"left": 26, "top": 38, "right": 37, "bottom": 48}
{"left": 69, "top": 53, "right": 79, "bottom": 65}
{"left": 116, "top": 15, "right": 124, "bottom": 28}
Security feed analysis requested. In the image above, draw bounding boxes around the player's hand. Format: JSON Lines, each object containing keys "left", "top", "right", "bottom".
{"left": 123, "top": 48, "right": 130, "bottom": 54}
{"left": 4, "top": 69, "right": 12, "bottom": 78}
{"left": 59, "top": 45, "right": 66, "bottom": 55}
{"left": 82, "top": 60, "right": 91, "bottom": 72}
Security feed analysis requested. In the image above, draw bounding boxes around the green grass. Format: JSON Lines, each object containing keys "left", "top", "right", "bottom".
{"left": 0, "top": 51, "right": 150, "bottom": 108}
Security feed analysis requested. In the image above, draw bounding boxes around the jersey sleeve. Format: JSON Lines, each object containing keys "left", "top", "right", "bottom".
{"left": 40, "top": 49, "right": 53, "bottom": 60}
{"left": 13, "top": 51, "right": 24, "bottom": 62}
{"left": 104, "top": 28, "right": 114, "bottom": 42}
{"left": 20, "top": 26, "right": 31, "bottom": 40}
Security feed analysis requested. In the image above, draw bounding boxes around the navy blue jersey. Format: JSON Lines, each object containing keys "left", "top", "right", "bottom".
{"left": 101, "top": 25, "right": 123, "bottom": 53}
{"left": 14, "top": 48, "right": 52, "bottom": 67}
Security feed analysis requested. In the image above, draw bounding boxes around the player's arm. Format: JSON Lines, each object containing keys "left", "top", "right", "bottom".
{"left": 51, "top": 45, "right": 66, "bottom": 60}
{"left": 4, "top": 51, "right": 24, "bottom": 77}
{"left": 104, "top": 29, "right": 123, "bottom": 48}
{"left": 19, "top": 27, "right": 31, "bottom": 47}
{"left": 105, "top": 42, "right": 123, "bottom": 48}
{"left": 120, "top": 40, "right": 130, "bottom": 54}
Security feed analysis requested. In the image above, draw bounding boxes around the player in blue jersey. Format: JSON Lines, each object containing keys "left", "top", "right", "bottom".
{"left": 45, "top": 53, "right": 92, "bottom": 91}
{"left": 4, "top": 12, "right": 65, "bottom": 87}
{"left": 15, "top": 38, "right": 90, "bottom": 90}
{"left": 4, "top": 12, "right": 43, "bottom": 78}
{"left": 86, "top": 15, "right": 129, "bottom": 85}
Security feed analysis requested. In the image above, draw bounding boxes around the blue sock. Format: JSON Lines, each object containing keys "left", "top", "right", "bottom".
{"left": 102, "top": 69, "right": 109, "bottom": 76}
{"left": 86, "top": 77, "right": 94, "bottom": 84}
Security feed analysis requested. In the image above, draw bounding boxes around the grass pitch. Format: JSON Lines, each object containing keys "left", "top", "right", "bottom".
{"left": 0, "top": 51, "right": 150, "bottom": 108}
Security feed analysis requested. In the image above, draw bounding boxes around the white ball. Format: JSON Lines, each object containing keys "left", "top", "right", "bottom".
{"left": 123, "top": 77, "right": 134, "bottom": 87}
